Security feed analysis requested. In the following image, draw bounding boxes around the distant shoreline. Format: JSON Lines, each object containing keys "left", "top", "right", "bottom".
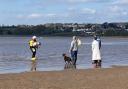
{"left": 1, "top": 35, "right": 128, "bottom": 37}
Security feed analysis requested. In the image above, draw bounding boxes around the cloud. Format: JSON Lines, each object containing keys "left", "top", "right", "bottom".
{"left": 109, "top": 5, "right": 121, "bottom": 12}
{"left": 81, "top": 8, "right": 96, "bottom": 14}
{"left": 36, "top": 0, "right": 112, "bottom": 6}
{"left": 17, "top": 7, "right": 96, "bottom": 18}
{"left": 65, "top": 0, "right": 112, "bottom": 3}
{"left": 46, "top": 14, "right": 57, "bottom": 17}
{"left": 17, "top": 13, "right": 59, "bottom": 19}
{"left": 68, "top": 7, "right": 96, "bottom": 14}
{"left": 17, "top": 14, "right": 24, "bottom": 19}
{"left": 95, "top": 5, "right": 128, "bottom": 23}
{"left": 15, "top": 7, "right": 97, "bottom": 24}
{"left": 27, "top": 13, "right": 43, "bottom": 18}
{"left": 122, "top": 12, "right": 127, "bottom": 15}
{"left": 2, "top": 0, "right": 128, "bottom": 25}
{"left": 107, "top": 5, "right": 128, "bottom": 16}
{"left": 68, "top": 0, "right": 91, "bottom": 3}
{"left": 113, "top": 0, "right": 128, "bottom": 5}
{"left": 17, "top": 13, "right": 43, "bottom": 19}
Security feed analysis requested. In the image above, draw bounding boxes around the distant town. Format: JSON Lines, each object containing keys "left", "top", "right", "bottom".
{"left": 0, "top": 22, "right": 128, "bottom": 36}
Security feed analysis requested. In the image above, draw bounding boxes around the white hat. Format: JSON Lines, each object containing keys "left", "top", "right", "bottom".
{"left": 32, "top": 36, "right": 37, "bottom": 39}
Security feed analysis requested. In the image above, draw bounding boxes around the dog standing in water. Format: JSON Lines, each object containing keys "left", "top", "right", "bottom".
{"left": 62, "top": 53, "right": 74, "bottom": 69}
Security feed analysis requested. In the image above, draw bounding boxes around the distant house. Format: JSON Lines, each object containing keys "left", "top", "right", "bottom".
{"left": 78, "top": 24, "right": 85, "bottom": 28}
{"left": 63, "top": 23, "right": 73, "bottom": 28}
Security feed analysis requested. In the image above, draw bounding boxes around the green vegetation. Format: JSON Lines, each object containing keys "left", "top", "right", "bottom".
{"left": 0, "top": 22, "right": 128, "bottom": 36}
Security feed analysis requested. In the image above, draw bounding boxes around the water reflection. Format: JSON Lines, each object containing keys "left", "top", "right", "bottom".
{"left": 0, "top": 37, "right": 128, "bottom": 73}
{"left": 31, "top": 60, "right": 37, "bottom": 71}
{"left": 64, "top": 63, "right": 76, "bottom": 69}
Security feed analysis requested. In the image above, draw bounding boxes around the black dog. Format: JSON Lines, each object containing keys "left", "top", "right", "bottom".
{"left": 62, "top": 53, "right": 72, "bottom": 63}
{"left": 62, "top": 53, "right": 73, "bottom": 69}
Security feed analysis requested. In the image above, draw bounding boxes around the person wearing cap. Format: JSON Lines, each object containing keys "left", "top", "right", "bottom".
{"left": 92, "top": 36, "right": 101, "bottom": 68}
{"left": 29, "top": 36, "right": 41, "bottom": 71}
{"left": 69, "top": 36, "right": 79, "bottom": 66}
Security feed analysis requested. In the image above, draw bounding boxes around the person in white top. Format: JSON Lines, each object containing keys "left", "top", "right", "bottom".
{"left": 70, "top": 36, "right": 79, "bottom": 65}
{"left": 92, "top": 36, "right": 101, "bottom": 68}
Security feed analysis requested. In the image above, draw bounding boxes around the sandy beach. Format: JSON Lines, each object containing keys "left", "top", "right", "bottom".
{"left": 0, "top": 67, "right": 128, "bottom": 89}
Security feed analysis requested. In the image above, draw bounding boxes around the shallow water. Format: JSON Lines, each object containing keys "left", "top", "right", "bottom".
{"left": 0, "top": 37, "right": 128, "bottom": 73}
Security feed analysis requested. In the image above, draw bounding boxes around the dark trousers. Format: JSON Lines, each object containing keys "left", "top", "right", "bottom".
{"left": 30, "top": 47, "right": 36, "bottom": 58}
{"left": 71, "top": 51, "right": 78, "bottom": 65}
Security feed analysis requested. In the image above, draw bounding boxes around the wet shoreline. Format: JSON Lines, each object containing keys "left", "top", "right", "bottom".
{"left": 0, "top": 66, "right": 128, "bottom": 89}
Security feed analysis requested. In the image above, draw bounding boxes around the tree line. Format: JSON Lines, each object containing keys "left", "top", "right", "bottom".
{"left": 0, "top": 22, "right": 128, "bottom": 36}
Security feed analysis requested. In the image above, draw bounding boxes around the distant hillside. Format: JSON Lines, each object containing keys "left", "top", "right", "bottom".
{"left": 0, "top": 22, "right": 128, "bottom": 36}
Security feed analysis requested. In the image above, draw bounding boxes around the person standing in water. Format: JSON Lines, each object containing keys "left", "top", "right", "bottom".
{"left": 92, "top": 36, "right": 101, "bottom": 68}
{"left": 70, "top": 36, "right": 81, "bottom": 66}
{"left": 29, "top": 36, "right": 41, "bottom": 71}
{"left": 96, "top": 36, "right": 102, "bottom": 67}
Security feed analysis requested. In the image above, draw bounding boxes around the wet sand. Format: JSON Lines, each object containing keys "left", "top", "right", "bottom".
{"left": 0, "top": 67, "right": 128, "bottom": 89}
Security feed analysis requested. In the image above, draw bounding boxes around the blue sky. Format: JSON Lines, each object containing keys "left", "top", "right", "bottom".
{"left": 0, "top": 0, "right": 128, "bottom": 25}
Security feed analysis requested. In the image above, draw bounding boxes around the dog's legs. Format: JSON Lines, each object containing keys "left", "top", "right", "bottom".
{"left": 64, "top": 64, "right": 66, "bottom": 69}
{"left": 67, "top": 62, "right": 70, "bottom": 69}
{"left": 64, "top": 62, "right": 68, "bottom": 69}
{"left": 68, "top": 62, "right": 72, "bottom": 68}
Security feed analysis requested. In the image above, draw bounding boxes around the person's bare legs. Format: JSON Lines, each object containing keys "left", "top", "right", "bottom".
{"left": 93, "top": 63, "right": 97, "bottom": 68}
{"left": 98, "top": 60, "right": 102, "bottom": 68}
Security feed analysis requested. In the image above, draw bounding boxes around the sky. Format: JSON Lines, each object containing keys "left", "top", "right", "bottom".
{"left": 0, "top": 0, "right": 128, "bottom": 25}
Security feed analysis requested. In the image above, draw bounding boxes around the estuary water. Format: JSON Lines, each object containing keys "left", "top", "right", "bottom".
{"left": 0, "top": 37, "right": 128, "bottom": 73}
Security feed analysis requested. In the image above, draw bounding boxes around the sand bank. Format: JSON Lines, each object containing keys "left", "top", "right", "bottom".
{"left": 0, "top": 67, "right": 128, "bottom": 89}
